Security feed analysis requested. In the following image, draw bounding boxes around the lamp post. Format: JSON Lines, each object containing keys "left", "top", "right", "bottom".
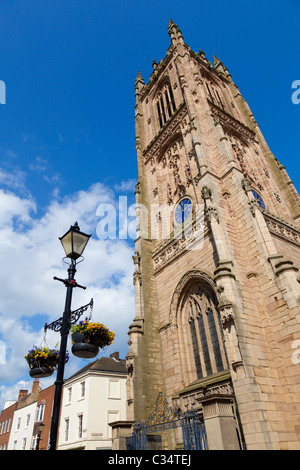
{"left": 36, "top": 423, "right": 45, "bottom": 450}
{"left": 46, "top": 222, "right": 91, "bottom": 451}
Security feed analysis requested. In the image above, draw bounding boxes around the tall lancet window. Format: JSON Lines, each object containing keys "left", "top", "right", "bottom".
{"left": 181, "top": 282, "right": 227, "bottom": 382}
{"left": 156, "top": 82, "right": 176, "bottom": 128}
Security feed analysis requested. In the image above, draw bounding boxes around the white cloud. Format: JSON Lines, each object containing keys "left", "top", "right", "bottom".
{"left": 29, "top": 156, "right": 48, "bottom": 172}
{"left": 0, "top": 181, "right": 135, "bottom": 410}
{"left": 0, "top": 168, "right": 27, "bottom": 193}
{"left": 0, "top": 189, "right": 36, "bottom": 225}
{"left": 114, "top": 179, "right": 137, "bottom": 193}
{"left": 0, "top": 381, "right": 32, "bottom": 408}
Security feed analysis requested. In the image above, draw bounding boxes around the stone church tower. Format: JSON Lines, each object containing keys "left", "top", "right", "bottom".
{"left": 126, "top": 20, "right": 300, "bottom": 450}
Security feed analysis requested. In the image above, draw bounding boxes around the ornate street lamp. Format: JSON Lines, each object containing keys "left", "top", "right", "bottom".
{"left": 35, "top": 422, "right": 45, "bottom": 450}
{"left": 59, "top": 221, "right": 91, "bottom": 261}
{"left": 46, "top": 222, "right": 92, "bottom": 451}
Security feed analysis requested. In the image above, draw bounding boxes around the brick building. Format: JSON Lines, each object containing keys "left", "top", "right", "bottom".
{"left": 0, "top": 399, "right": 17, "bottom": 450}
{"left": 1, "top": 354, "right": 125, "bottom": 450}
{"left": 0, "top": 379, "right": 55, "bottom": 450}
{"left": 124, "top": 20, "right": 300, "bottom": 450}
{"left": 34, "top": 382, "right": 55, "bottom": 450}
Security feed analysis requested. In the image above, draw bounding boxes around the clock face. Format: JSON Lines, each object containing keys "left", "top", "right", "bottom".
{"left": 175, "top": 198, "right": 192, "bottom": 225}
{"left": 252, "top": 190, "right": 266, "bottom": 210}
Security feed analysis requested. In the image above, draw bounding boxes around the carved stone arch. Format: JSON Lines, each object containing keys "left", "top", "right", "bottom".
{"left": 202, "top": 71, "right": 225, "bottom": 101}
{"left": 152, "top": 74, "right": 173, "bottom": 99}
{"left": 202, "top": 70, "right": 221, "bottom": 88}
{"left": 169, "top": 270, "right": 228, "bottom": 385}
{"left": 155, "top": 133, "right": 187, "bottom": 204}
{"left": 157, "top": 132, "right": 183, "bottom": 165}
{"left": 169, "top": 269, "right": 216, "bottom": 325}
{"left": 202, "top": 72, "right": 229, "bottom": 112}
{"left": 153, "top": 76, "right": 177, "bottom": 130}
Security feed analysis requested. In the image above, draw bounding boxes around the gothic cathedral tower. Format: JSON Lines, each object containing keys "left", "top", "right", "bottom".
{"left": 126, "top": 21, "right": 300, "bottom": 450}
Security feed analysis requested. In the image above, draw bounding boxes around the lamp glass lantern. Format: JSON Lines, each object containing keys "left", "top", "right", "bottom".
{"left": 59, "top": 222, "right": 91, "bottom": 261}
{"left": 38, "top": 423, "right": 45, "bottom": 434}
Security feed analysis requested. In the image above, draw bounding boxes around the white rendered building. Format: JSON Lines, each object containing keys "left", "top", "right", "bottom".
{"left": 8, "top": 401, "right": 37, "bottom": 450}
{"left": 57, "top": 352, "right": 127, "bottom": 450}
{"left": 7, "top": 380, "right": 42, "bottom": 450}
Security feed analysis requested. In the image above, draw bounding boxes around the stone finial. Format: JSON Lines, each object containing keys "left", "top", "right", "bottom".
{"left": 135, "top": 71, "right": 145, "bottom": 95}
{"left": 168, "top": 19, "right": 184, "bottom": 45}
{"left": 213, "top": 55, "right": 230, "bottom": 77}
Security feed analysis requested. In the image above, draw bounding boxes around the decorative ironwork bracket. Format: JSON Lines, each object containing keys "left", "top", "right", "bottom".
{"left": 53, "top": 275, "right": 86, "bottom": 289}
{"left": 44, "top": 298, "right": 93, "bottom": 333}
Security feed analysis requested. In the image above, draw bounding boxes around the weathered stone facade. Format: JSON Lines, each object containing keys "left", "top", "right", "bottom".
{"left": 126, "top": 20, "right": 300, "bottom": 450}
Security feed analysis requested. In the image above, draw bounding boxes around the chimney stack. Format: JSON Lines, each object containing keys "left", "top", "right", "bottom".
{"left": 18, "top": 390, "right": 28, "bottom": 401}
{"left": 32, "top": 378, "right": 40, "bottom": 393}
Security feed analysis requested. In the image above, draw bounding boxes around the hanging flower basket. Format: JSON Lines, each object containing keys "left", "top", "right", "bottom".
{"left": 25, "top": 346, "right": 69, "bottom": 378}
{"left": 70, "top": 318, "right": 115, "bottom": 359}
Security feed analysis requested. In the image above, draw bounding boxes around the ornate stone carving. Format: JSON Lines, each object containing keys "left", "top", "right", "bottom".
{"left": 274, "top": 193, "right": 281, "bottom": 203}
{"left": 204, "top": 206, "right": 219, "bottom": 224}
{"left": 126, "top": 358, "right": 134, "bottom": 377}
{"left": 193, "top": 173, "right": 201, "bottom": 186}
{"left": 188, "top": 148, "right": 195, "bottom": 160}
{"left": 241, "top": 177, "right": 252, "bottom": 193}
{"left": 218, "top": 303, "right": 235, "bottom": 327}
{"left": 166, "top": 183, "right": 173, "bottom": 205}
{"left": 248, "top": 199, "right": 259, "bottom": 217}
{"left": 185, "top": 164, "right": 193, "bottom": 186}
{"left": 264, "top": 212, "right": 300, "bottom": 247}
{"left": 201, "top": 186, "right": 212, "bottom": 201}
{"left": 132, "top": 252, "right": 142, "bottom": 286}
{"left": 143, "top": 103, "right": 187, "bottom": 163}
{"left": 209, "top": 101, "right": 257, "bottom": 144}
{"left": 173, "top": 378, "right": 234, "bottom": 412}
{"left": 232, "top": 143, "right": 247, "bottom": 175}
{"left": 153, "top": 221, "right": 209, "bottom": 272}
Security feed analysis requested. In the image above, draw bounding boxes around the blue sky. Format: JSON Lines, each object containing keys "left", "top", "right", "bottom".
{"left": 0, "top": 0, "right": 299, "bottom": 407}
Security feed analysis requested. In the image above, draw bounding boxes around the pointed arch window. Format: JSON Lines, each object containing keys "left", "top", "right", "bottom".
{"left": 252, "top": 190, "right": 266, "bottom": 210}
{"left": 156, "top": 83, "right": 176, "bottom": 128}
{"left": 206, "top": 83, "right": 225, "bottom": 110}
{"left": 181, "top": 282, "right": 227, "bottom": 382}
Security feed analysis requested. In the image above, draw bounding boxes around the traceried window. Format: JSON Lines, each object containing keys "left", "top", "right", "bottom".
{"left": 156, "top": 83, "right": 176, "bottom": 128}
{"left": 181, "top": 282, "right": 227, "bottom": 382}
{"left": 252, "top": 190, "right": 266, "bottom": 210}
{"left": 206, "top": 82, "right": 225, "bottom": 110}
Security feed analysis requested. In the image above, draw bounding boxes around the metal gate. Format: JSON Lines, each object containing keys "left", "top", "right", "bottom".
{"left": 126, "top": 392, "right": 208, "bottom": 450}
